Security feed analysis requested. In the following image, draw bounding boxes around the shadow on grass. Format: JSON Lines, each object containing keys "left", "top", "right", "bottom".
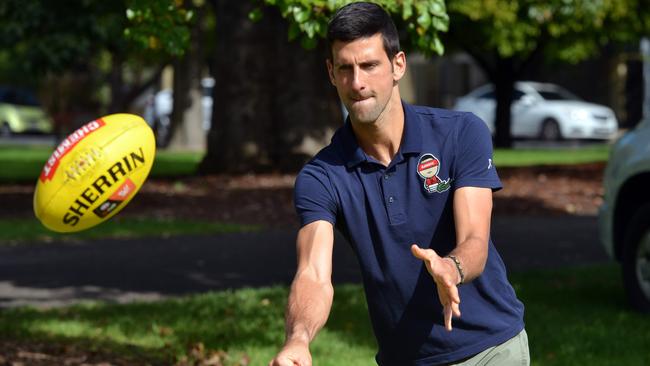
{"left": 510, "top": 265, "right": 650, "bottom": 366}
{"left": 0, "top": 285, "right": 376, "bottom": 364}
{"left": 1, "top": 265, "right": 648, "bottom": 365}
{"left": 0, "top": 287, "right": 289, "bottom": 364}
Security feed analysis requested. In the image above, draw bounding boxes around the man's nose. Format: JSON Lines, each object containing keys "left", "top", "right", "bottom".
{"left": 351, "top": 67, "right": 365, "bottom": 92}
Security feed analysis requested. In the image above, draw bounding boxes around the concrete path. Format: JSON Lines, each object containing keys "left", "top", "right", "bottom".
{"left": 0, "top": 215, "right": 611, "bottom": 308}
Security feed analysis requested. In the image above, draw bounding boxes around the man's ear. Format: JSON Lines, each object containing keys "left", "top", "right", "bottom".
{"left": 392, "top": 51, "right": 406, "bottom": 82}
{"left": 326, "top": 59, "right": 336, "bottom": 86}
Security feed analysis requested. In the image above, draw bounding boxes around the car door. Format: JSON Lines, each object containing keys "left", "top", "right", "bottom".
{"left": 511, "top": 89, "right": 540, "bottom": 138}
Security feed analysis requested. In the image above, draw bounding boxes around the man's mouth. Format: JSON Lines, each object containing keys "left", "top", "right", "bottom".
{"left": 351, "top": 95, "right": 371, "bottom": 102}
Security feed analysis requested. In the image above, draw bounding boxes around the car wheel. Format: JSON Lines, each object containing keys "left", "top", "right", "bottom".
{"left": 0, "top": 123, "right": 11, "bottom": 138}
{"left": 153, "top": 116, "right": 171, "bottom": 148}
{"left": 622, "top": 203, "right": 650, "bottom": 312}
{"left": 539, "top": 119, "right": 562, "bottom": 141}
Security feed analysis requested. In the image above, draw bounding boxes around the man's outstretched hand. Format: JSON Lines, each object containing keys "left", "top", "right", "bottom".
{"left": 269, "top": 338, "right": 311, "bottom": 366}
{"left": 411, "top": 244, "right": 461, "bottom": 331}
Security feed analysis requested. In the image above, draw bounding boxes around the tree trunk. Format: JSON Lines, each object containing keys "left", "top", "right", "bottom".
{"left": 493, "top": 57, "right": 516, "bottom": 148}
{"left": 199, "top": 2, "right": 341, "bottom": 174}
{"left": 168, "top": 5, "right": 205, "bottom": 151}
{"left": 108, "top": 53, "right": 124, "bottom": 114}
{"left": 108, "top": 56, "right": 167, "bottom": 115}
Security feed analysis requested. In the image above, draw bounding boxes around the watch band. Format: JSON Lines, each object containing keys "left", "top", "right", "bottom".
{"left": 446, "top": 255, "right": 465, "bottom": 285}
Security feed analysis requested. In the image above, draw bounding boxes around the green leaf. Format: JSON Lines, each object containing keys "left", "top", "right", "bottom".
{"left": 302, "top": 20, "right": 317, "bottom": 38}
{"left": 248, "top": 7, "right": 263, "bottom": 23}
{"left": 416, "top": 3, "right": 431, "bottom": 29}
{"left": 401, "top": 0, "right": 413, "bottom": 20}
{"left": 432, "top": 36, "right": 444, "bottom": 55}
{"left": 431, "top": 15, "right": 449, "bottom": 32}
{"left": 293, "top": 5, "right": 310, "bottom": 23}
{"left": 429, "top": 0, "right": 446, "bottom": 17}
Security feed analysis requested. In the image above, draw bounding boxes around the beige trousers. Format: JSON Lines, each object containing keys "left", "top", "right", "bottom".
{"left": 450, "top": 329, "right": 530, "bottom": 366}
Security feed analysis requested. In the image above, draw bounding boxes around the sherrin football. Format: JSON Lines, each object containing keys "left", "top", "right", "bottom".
{"left": 33, "top": 114, "right": 156, "bottom": 233}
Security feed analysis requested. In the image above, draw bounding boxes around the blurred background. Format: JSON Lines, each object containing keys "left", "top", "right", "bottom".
{"left": 1, "top": 1, "right": 650, "bottom": 365}
{"left": 1, "top": 0, "right": 647, "bottom": 167}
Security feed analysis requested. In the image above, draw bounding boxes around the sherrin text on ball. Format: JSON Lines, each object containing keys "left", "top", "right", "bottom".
{"left": 33, "top": 114, "right": 156, "bottom": 232}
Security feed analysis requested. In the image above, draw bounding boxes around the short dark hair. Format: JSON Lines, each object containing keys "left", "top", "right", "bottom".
{"left": 326, "top": 2, "right": 400, "bottom": 60}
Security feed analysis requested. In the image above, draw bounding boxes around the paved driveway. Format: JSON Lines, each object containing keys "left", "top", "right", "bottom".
{"left": 0, "top": 215, "right": 610, "bottom": 308}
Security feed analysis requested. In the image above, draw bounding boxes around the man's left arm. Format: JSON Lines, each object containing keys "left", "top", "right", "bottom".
{"left": 411, "top": 186, "right": 493, "bottom": 330}
{"left": 447, "top": 186, "right": 493, "bottom": 282}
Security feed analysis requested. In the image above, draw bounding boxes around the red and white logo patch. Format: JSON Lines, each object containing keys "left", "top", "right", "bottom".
{"left": 40, "top": 119, "right": 106, "bottom": 182}
{"left": 92, "top": 178, "right": 137, "bottom": 218}
{"left": 417, "top": 154, "right": 450, "bottom": 193}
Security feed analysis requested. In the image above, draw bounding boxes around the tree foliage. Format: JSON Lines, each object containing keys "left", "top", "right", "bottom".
{"left": 124, "top": 0, "right": 196, "bottom": 57}
{"left": 446, "top": 0, "right": 647, "bottom": 69}
{"left": 0, "top": 0, "right": 125, "bottom": 82}
{"left": 445, "top": 0, "right": 649, "bottom": 146}
{"left": 0, "top": 0, "right": 197, "bottom": 139}
{"left": 256, "top": 0, "right": 449, "bottom": 55}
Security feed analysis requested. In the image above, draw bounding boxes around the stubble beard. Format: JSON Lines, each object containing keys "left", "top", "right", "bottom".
{"left": 345, "top": 94, "right": 391, "bottom": 125}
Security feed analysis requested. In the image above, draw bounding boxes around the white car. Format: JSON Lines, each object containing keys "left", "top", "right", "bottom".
{"left": 144, "top": 77, "right": 214, "bottom": 147}
{"left": 453, "top": 81, "right": 618, "bottom": 140}
{"left": 599, "top": 118, "right": 650, "bottom": 312}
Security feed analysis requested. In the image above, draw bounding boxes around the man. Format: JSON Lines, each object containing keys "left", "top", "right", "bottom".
{"left": 270, "top": 2, "right": 528, "bottom": 365}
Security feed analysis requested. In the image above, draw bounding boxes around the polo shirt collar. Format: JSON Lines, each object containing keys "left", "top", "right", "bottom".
{"left": 342, "top": 101, "right": 423, "bottom": 168}
{"left": 400, "top": 101, "right": 424, "bottom": 155}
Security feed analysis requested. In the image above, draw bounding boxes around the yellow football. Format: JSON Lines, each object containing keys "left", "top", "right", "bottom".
{"left": 33, "top": 113, "right": 156, "bottom": 233}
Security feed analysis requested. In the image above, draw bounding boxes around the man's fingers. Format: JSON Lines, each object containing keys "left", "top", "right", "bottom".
{"left": 410, "top": 244, "right": 426, "bottom": 260}
{"left": 443, "top": 300, "right": 461, "bottom": 331}
{"left": 448, "top": 284, "right": 461, "bottom": 317}
{"left": 444, "top": 304, "right": 453, "bottom": 331}
{"left": 438, "top": 283, "right": 461, "bottom": 331}
{"left": 452, "top": 300, "right": 461, "bottom": 318}
{"left": 271, "top": 358, "right": 301, "bottom": 366}
{"left": 449, "top": 282, "right": 460, "bottom": 304}
{"left": 412, "top": 244, "right": 463, "bottom": 330}
{"left": 411, "top": 244, "right": 437, "bottom": 261}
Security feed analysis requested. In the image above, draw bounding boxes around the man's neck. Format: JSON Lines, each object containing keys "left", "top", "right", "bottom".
{"left": 351, "top": 93, "right": 404, "bottom": 167}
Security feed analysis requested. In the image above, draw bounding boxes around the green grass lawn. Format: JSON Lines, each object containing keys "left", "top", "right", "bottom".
{"left": 0, "top": 264, "right": 648, "bottom": 365}
{"left": 0, "top": 143, "right": 610, "bottom": 183}
{"left": 494, "top": 143, "right": 610, "bottom": 167}
{"left": 0, "top": 145, "right": 203, "bottom": 183}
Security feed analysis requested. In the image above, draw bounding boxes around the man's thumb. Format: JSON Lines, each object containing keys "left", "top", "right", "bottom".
{"left": 411, "top": 244, "right": 426, "bottom": 259}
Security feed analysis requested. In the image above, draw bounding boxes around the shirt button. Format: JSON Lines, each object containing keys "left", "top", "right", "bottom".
{"left": 388, "top": 196, "right": 394, "bottom": 203}
{"left": 384, "top": 174, "right": 390, "bottom": 180}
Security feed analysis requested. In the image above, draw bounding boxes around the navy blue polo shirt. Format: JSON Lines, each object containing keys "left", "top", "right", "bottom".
{"left": 294, "top": 102, "right": 525, "bottom": 365}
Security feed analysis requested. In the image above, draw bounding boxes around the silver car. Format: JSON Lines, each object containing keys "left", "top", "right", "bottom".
{"left": 453, "top": 81, "right": 618, "bottom": 141}
{"left": 599, "top": 118, "right": 650, "bottom": 312}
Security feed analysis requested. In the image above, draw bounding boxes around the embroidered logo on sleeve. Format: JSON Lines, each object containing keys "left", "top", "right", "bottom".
{"left": 417, "top": 153, "right": 451, "bottom": 193}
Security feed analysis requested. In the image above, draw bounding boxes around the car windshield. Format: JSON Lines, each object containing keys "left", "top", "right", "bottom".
{"left": 537, "top": 88, "right": 581, "bottom": 101}
{"left": 0, "top": 88, "right": 40, "bottom": 106}
{"left": 476, "top": 89, "right": 525, "bottom": 100}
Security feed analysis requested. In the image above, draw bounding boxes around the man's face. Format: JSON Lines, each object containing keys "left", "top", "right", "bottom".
{"left": 327, "top": 33, "right": 405, "bottom": 125}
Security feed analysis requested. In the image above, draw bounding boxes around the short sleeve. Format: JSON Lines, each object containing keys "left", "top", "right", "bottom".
{"left": 452, "top": 113, "right": 502, "bottom": 191}
{"left": 294, "top": 162, "right": 338, "bottom": 227}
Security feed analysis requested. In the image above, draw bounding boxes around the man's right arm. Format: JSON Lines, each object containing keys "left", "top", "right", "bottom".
{"left": 269, "top": 220, "right": 335, "bottom": 366}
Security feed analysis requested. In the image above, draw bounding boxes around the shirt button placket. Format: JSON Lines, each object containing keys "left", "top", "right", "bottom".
{"left": 381, "top": 167, "right": 405, "bottom": 224}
